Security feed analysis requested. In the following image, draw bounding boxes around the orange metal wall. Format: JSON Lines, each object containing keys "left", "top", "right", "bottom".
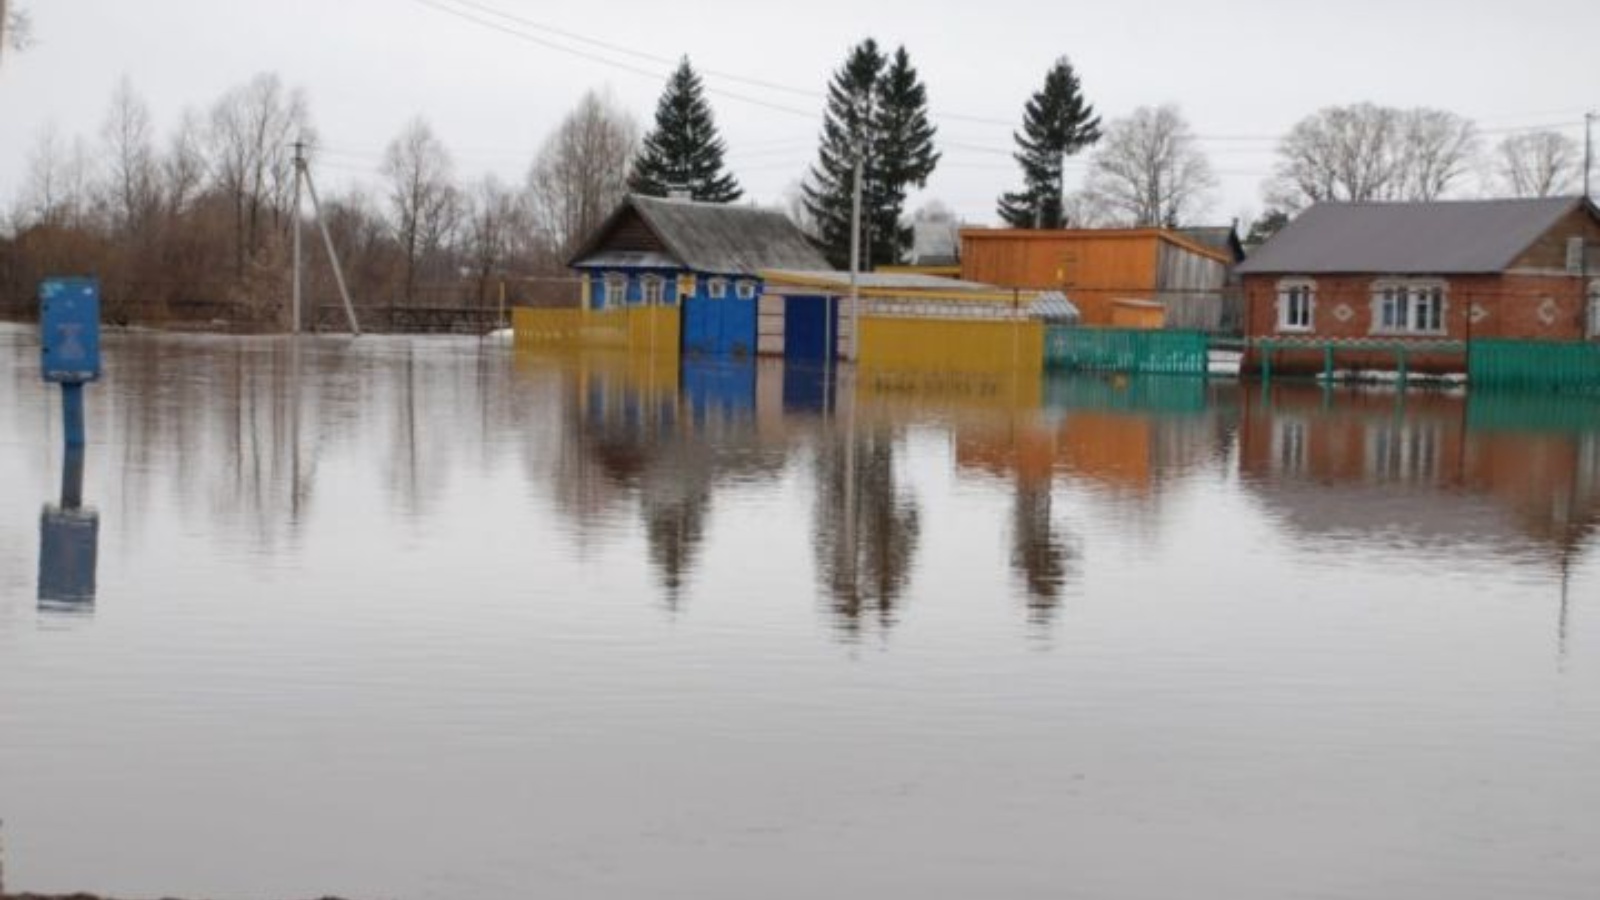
{"left": 961, "top": 230, "right": 1169, "bottom": 325}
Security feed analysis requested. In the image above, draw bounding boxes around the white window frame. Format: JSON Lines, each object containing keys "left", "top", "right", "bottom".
{"left": 1370, "top": 279, "right": 1448, "bottom": 337}
{"left": 736, "top": 280, "right": 757, "bottom": 301}
{"left": 1588, "top": 280, "right": 1599, "bottom": 339}
{"left": 640, "top": 274, "right": 665, "bottom": 306}
{"left": 602, "top": 273, "right": 628, "bottom": 309}
{"left": 707, "top": 277, "right": 729, "bottom": 299}
{"left": 1276, "top": 278, "right": 1316, "bottom": 333}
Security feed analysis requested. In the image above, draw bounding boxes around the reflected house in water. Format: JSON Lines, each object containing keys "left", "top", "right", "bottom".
{"left": 1239, "top": 385, "right": 1600, "bottom": 559}
{"left": 951, "top": 376, "right": 1236, "bottom": 621}
{"left": 549, "top": 354, "right": 803, "bottom": 602}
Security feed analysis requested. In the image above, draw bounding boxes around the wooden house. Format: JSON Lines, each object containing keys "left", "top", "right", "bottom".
{"left": 568, "top": 195, "right": 829, "bottom": 358}
{"left": 959, "top": 227, "right": 1234, "bottom": 329}
{"left": 1236, "top": 197, "right": 1600, "bottom": 376}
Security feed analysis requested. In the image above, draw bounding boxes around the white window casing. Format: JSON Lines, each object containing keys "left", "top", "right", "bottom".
{"left": 1276, "top": 278, "right": 1316, "bottom": 333}
{"left": 1370, "top": 279, "right": 1448, "bottom": 337}
{"left": 708, "top": 277, "right": 729, "bottom": 299}
{"left": 736, "top": 281, "right": 757, "bottom": 300}
{"left": 603, "top": 273, "right": 628, "bottom": 309}
{"left": 641, "top": 275, "right": 665, "bottom": 306}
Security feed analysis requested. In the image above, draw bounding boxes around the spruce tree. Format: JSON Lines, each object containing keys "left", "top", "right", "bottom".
{"left": 629, "top": 58, "right": 742, "bottom": 203}
{"left": 870, "top": 47, "right": 940, "bottom": 265}
{"left": 802, "top": 40, "right": 940, "bottom": 269}
{"left": 997, "top": 57, "right": 1101, "bottom": 229}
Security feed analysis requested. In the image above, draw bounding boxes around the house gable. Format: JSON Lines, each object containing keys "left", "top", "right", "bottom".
{"left": 1508, "top": 201, "right": 1600, "bottom": 273}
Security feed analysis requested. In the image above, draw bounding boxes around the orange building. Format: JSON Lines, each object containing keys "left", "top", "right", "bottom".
{"left": 960, "top": 228, "right": 1234, "bottom": 329}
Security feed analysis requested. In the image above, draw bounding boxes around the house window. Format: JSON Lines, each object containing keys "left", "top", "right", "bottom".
{"left": 736, "top": 281, "right": 757, "bottom": 301}
{"left": 1368, "top": 421, "right": 1441, "bottom": 484}
{"left": 708, "top": 278, "right": 729, "bottom": 299}
{"left": 1277, "top": 279, "right": 1315, "bottom": 332}
{"left": 1589, "top": 281, "right": 1599, "bottom": 339}
{"left": 1273, "top": 418, "right": 1307, "bottom": 476}
{"left": 602, "top": 273, "right": 628, "bottom": 309}
{"left": 1372, "top": 281, "right": 1447, "bottom": 336}
{"left": 641, "top": 275, "right": 665, "bottom": 306}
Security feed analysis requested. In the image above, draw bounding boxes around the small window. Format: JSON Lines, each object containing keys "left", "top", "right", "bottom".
{"left": 708, "top": 278, "right": 728, "bottom": 299}
{"left": 1277, "top": 280, "right": 1314, "bottom": 332}
{"left": 641, "top": 275, "right": 664, "bottom": 306}
{"left": 602, "top": 273, "right": 627, "bottom": 309}
{"left": 736, "top": 281, "right": 757, "bottom": 301}
{"left": 1588, "top": 281, "right": 1600, "bottom": 339}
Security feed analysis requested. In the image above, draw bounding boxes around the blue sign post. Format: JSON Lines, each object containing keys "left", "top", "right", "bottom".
{"left": 39, "top": 278, "right": 102, "bottom": 448}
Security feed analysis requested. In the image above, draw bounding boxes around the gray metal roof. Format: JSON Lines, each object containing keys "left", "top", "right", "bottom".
{"left": 1235, "top": 197, "right": 1590, "bottom": 276}
{"left": 571, "top": 194, "right": 829, "bottom": 275}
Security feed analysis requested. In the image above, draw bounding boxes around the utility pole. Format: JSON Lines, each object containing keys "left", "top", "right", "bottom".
{"left": 1585, "top": 111, "right": 1595, "bottom": 205}
{"left": 849, "top": 148, "right": 864, "bottom": 363}
{"left": 292, "top": 145, "right": 361, "bottom": 336}
{"left": 291, "top": 140, "right": 304, "bottom": 334}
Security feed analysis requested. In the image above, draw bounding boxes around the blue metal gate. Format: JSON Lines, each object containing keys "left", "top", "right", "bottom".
{"left": 684, "top": 295, "right": 757, "bottom": 357}
{"left": 783, "top": 295, "right": 837, "bottom": 363}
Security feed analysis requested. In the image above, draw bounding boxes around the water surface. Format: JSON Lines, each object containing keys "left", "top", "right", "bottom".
{"left": 1, "top": 325, "right": 1597, "bottom": 899}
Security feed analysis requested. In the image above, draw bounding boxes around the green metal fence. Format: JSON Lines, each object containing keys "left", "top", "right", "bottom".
{"left": 1469, "top": 339, "right": 1600, "bottom": 393}
{"left": 1045, "top": 327, "right": 1210, "bottom": 376}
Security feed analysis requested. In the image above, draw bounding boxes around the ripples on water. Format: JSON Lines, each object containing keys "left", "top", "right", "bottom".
{"left": 0, "top": 326, "right": 1596, "bottom": 899}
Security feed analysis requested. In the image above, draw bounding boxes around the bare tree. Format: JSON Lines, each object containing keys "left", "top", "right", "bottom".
{"left": 382, "top": 117, "right": 460, "bottom": 304}
{"left": 527, "top": 90, "right": 638, "bottom": 257}
{"left": 461, "top": 174, "right": 527, "bottom": 305}
{"left": 14, "top": 126, "right": 96, "bottom": 231}
{"left": 1267, "top": 103, "right": 1478, "bottom": 210}
{"left": 100, "top": 76, "right": 162, "bottom": 237}
{"left": 208, "top": 73, "right": 313, "bottom": 277}
{"left": 1393, "top": 108, "right": 1478, "bottom": 201}
{"left": 162, "top": 108, "right": 208, "bottom": 219}
{"left": 1496, "top": 130, "right": 1581, "bottom": 198}
{"left": 1083, "top": 104, "right": 1215, "bottom": 227}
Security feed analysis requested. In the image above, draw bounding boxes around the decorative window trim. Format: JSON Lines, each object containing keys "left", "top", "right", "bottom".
{"left": 736, "top": 280, "right": 757, "bottom": 301}
{"left": 602, "top": 273, "right": 628, "bottom": 309}
{"left": 1276, "top": 278, "right": 1316, "bottom": 333}
{"left": 677, "top": 274, "right": 697, "bottom": 300}
{"left": 707, "top": 277, "right": 729, "bottom": 299}
{"left": 1369, "top": 279, "right": 1448, "bottom": 337}
{"left": 1588, "top": 280, "right": 1600, "bottom": 339}
{"left": 640, "top": 274, "right": 665, "bottom": 306}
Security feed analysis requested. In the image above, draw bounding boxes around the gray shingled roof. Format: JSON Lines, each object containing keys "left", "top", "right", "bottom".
{"left": 1236, "top": 197, "right": 1590, "bottom": 276}
{"left": 572, "top": 195, "right": 830, "bottom": 275}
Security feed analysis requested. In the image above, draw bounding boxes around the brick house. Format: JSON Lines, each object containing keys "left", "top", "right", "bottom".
{"left": 1236, "top": 197, "right": 1600, "bottom": 375}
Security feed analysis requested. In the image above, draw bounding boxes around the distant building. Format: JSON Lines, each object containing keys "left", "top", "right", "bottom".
{"left": 1236, "top": 197, "right": 1600, "bottom": 375}
{"left": 959, "top": 227, "right": 1234, "bottom": 330}
{"left": 568, "top": 194, "right": 829, "bottom": 357}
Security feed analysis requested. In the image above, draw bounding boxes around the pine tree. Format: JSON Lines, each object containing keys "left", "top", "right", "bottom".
{"left": 997, "top": 57, "right": 1101, "bottom": 229}
{"left": 802, "top": 40, "right": 940, "bottom": 269}
{"left": 870, "top": 47, "right": 940, "bottom": 265}
{"left": 628, "top": 58, "right": 742, "bottom": 203}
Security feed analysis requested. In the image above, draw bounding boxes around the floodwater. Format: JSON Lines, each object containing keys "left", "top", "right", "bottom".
{"left": 1, "top": 323, "right": 1597, "bottom": 900}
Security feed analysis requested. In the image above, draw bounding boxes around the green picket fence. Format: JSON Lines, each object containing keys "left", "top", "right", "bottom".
{"left": 1045, "top": 327, "right": 1210, "bottom": 376}
{"left": 1469, "top": 339, "right": 1600, "bottom": 393}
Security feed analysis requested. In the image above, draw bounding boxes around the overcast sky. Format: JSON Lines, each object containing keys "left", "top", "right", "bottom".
{"left": 2, "top": 0, "right": 1597, "bottom": 228}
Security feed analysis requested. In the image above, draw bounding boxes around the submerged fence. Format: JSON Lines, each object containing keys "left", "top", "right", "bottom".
{"left": 1469, "top": 339, "right": 1600, "bottom": 393}
{"left": 1046, "top": 327, "right": 1210, "bottom": 376}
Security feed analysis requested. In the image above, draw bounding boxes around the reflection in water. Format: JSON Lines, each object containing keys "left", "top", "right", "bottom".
{"left": 37, "top": 446, "right": 98, "bottom": 615}
{"left": 813, "top": 421, "right": 921, "bottom": 634}
{"left": 3, "top": 327, "right": 1599, "bottom": 900}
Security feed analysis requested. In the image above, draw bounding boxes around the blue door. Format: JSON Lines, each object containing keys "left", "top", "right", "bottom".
{"left": 684, "top": 295, "right": 757, "bottom": 358}
{"left": 783, "top": 294, "right": 837, "bottom": 364}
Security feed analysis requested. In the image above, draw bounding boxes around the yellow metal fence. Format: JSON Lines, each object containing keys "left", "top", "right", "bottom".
{"left": 513, "top": 306, "right": 681, "bottom": 359}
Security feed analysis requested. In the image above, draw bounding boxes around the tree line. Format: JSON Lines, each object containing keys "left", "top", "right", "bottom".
{"left": 1, "top": 32, "right": 1591, "bottom": 323}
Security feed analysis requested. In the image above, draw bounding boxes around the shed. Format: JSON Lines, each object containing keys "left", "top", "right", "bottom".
{"left": 960, "top": 228, "right": 1233, "bottom": 328}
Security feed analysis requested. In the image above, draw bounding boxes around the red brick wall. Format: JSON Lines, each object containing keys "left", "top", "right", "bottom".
{"left": 1241, "top": 273, "right": 1592, "bottom": 375}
